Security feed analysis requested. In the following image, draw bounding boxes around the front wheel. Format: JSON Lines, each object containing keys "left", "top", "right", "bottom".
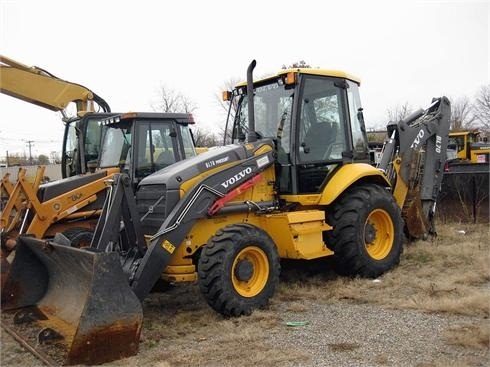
{"left": 198, "top": 223, "right": 280, "bottom": 317}
{"left": 326, "top": 184, "right": 403, "bottom": 278}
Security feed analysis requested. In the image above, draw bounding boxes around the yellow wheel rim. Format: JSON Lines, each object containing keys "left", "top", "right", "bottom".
{"left": 364, "top": 209, "right": 394, "bottom": 260}
{"left": 231, "top": 246, "right": 269, "bottom": 297}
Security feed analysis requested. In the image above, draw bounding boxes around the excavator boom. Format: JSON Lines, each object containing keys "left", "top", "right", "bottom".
{"left": 0, "top": 55, "right": 110, "bottom": 116}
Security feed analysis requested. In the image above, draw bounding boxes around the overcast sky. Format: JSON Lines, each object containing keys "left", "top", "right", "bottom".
{"left": 0, "top": 0, "right": 488, "bottom": 159}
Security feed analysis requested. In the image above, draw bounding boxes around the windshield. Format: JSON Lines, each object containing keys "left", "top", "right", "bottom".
{"left": 233, "top": 81, "right": 294, "bottom": 144}
{"left": 62, "top": 116, "right": 105, "bottom": 177}
{"left": 99, "top": 123, "right": 131, "bottom": 168}
{"left": 180, "top": 125, "right": 197, "bottom": 158}
{"left": 134, "top": 121, "right": 197, "bottom": 174}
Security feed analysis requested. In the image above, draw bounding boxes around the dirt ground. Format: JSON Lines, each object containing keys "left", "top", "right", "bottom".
{"left": 1, "top": 285, "right": 488, "bottom": 367}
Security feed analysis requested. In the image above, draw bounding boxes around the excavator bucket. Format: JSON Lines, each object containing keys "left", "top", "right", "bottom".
{"left": 1, "top": 235, "right": 143, "bottom": 365}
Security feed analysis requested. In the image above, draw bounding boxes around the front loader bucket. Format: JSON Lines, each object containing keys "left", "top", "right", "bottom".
{"left": 1, "top": 236, "right": 143, "bottom": 365}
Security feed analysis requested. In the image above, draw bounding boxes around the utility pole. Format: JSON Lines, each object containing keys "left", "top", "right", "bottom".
{"left": 25, "top": 140, "right": 34, "bottom": 165}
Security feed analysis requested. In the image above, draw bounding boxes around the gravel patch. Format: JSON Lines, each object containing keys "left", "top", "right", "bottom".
{"left": 2, "top": 299, "right": 488, "bottom": 367}
{"left": 269, "top": 301, "right": 488, "bottom": 367}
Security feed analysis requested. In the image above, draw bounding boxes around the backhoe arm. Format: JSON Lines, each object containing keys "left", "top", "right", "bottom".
{"left": 0, "top": 55, "right": 110, "bottom": 117}
{"left": 378, "top": 96, "right": 451, "bottom": 238}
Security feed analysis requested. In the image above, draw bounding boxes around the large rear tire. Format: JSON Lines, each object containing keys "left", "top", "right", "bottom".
{"left": 198, "top": 223, "right": 280, "bottom": 317}
{"left": 326, "top": 184, "right": 403, "bottom": 278}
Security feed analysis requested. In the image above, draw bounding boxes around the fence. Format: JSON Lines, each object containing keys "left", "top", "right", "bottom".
{"left": 0, "top": 164, "right": 63, "bottom": 182}
{"left": 437, "top": 170, "right": 489, "bottom": 223}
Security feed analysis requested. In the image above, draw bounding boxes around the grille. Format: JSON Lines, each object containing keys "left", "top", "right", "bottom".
{"left": 136, "top": 184, "right": 167, "bottom": 235}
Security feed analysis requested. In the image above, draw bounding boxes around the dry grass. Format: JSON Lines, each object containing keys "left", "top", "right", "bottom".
{"left": 118, "top": 285, "right": 311, "bottom": 367}
{"left": 277, "top": 223, "right": 489, "bottom": 318}
{"left": 272, "top": 222, "right": 490, "bottom": 360}
{"left": 444, "top": 323, "right": 489, "bottom": 350}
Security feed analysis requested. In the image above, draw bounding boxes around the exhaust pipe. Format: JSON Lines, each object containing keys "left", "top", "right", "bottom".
{"left": 246, "top": 60, "right": 257, "bottom": 142}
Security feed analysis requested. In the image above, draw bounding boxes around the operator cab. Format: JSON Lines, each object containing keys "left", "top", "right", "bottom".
{"left": 226, "top": 69, "right": 370, "bottom": 194}
{"left": 97, "top": 112, "right": 197, "bottom": 187}
{"left": 62, "top": 114, "right": 113, "bottom": 178}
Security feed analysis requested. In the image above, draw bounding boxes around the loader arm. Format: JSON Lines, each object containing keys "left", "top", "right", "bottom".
{"left": 91, "top": 142, "right": 276, "bottom": 301}
{"left": 0, "top": 55, "right": 110, "bottom": 117}
{"left": 378, "top": 96, "right": 451, "bottom": 238}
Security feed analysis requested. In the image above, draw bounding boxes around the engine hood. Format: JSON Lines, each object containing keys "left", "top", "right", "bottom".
{"left": 138, "top": 142, "right": 269, "bottom": 191}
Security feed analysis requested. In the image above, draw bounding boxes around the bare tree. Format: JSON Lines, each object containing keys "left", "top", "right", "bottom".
{"left": 387, "top": 102, "right": 412, "bottom": 122}
{"left": 450, "top": 96, "right": 476, "bottom": 131}
{"left": 191, "top": 127, "right": 219, "bottom": 148}
{"left": 473, "top": 84, "right": 490, "bottom": 129}
{"left": 151, "top": 84, "right": 197, "bottom": 113}
{"left": 214, "top": 77, "right": 241, "bottom": 145}
{"left": 6, "top": 152, "right": 29, "bottom": 166}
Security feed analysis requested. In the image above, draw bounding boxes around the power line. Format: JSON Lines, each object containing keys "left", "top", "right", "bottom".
{"left": 25, "top": 140, "right": 35, "bottom": 164}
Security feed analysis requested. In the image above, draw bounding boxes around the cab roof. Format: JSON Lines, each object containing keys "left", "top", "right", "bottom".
{"left": 236, "top": 68, "right": 361, "bottom": 87}
{"left": 101, "top": 112, "right": 195, "bottom": 125}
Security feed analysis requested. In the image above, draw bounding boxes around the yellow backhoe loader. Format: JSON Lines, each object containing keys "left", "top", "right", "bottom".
{"left": 1, "top": 60, "right": 451, "bottom": 365}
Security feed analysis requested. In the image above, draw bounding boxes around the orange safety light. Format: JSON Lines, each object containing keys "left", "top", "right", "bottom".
{"left": 285, "top": 72, "right": 296, "bottom": 85}
{"left": 222, "top": 90, "right": 232, "bottom": 101}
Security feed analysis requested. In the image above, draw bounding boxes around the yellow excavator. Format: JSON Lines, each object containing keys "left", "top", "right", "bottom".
{"left": 1, "top": 60, "right": 451, "bottom": 365}
{"left": 0, "top": 54, "right": 113, "bottom": 178}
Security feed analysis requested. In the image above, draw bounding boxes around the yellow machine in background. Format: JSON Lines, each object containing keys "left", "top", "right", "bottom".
{"left": 448, "top": 130, "right": 490, "bottom": 164}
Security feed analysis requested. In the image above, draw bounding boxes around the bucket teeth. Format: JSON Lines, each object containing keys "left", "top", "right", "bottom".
{"left": 38, "top": 327, "right": 64, "bottom": 344}
{"left": 13, "top": 307, "right": 46, "bottom": 324}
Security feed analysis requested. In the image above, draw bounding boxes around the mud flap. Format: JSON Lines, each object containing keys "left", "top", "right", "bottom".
{"left": 1, "top": 236, "right": 143, "bottom": 365}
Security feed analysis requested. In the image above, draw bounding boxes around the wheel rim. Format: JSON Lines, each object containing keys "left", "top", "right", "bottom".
{"left": 231, "top": 246, "right": 269, "bottom": 297}
{"left": 364, "top": 209, "right": 394, "bottom": 260}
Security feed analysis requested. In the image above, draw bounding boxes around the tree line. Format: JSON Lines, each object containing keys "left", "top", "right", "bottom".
{"left": 1, "top": 151, "right": 60, "bottom": 167}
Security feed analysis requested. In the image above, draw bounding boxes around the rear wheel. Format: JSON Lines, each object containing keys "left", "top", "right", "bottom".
{"left": 326, "top": 184, "right": 403, "bottom": 278}
{"left": 62, "top": 227, "right": 94, "bottom": 248}
{"left": 198, "top": 223, "right": 280, "bottom": 317}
